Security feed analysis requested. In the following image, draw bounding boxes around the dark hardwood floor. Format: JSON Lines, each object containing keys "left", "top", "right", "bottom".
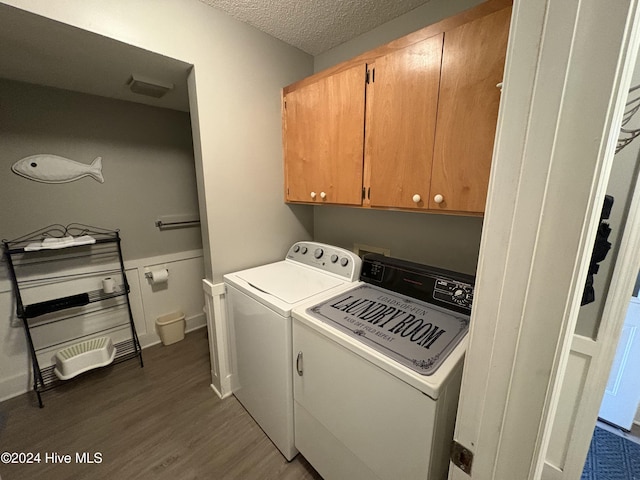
{"left": 0, "top": 329, "right": 321, "bottom": 480}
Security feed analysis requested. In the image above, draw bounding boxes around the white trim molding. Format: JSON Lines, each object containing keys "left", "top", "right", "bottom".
{"left": 203, "top": 279, "right": 233, "bottom": 399}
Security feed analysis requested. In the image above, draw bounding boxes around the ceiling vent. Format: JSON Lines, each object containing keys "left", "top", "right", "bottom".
{"left": 127, "top": 74, "right": 174, "bottom": 98}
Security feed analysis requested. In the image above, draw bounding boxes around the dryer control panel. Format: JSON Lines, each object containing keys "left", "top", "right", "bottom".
{"left": 286, "top": 242, "right": 362, "bottom": 281}
{"left": 360, "top": 254, "right": 475, "bottom": 316}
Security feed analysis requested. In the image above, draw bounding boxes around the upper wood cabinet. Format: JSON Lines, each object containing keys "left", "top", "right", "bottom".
{"left": 368, "top": 35, "right": 443, "bottom": 210}
{"left": 429, "top": 8, "right": 511, "bottom": 213}
{"left": 282, "top": 0, "right": 512, "bottom": 215}
{"left": 283, "top": 63, "right": 366, "bottom": 206}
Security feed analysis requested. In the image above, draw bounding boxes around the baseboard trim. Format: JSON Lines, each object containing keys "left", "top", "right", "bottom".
{"left": 0, "top": 373, "right": 30, "bottom": 403}
{"left": 210, "top": 382, "right": 233, "bottom": 400}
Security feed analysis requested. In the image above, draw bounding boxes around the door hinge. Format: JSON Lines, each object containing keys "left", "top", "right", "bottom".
{"left": 365, "top": 68, "right": 375, "bottom": 84}
{"left": 450, "top": 440, "right": 474, "bottom": 475}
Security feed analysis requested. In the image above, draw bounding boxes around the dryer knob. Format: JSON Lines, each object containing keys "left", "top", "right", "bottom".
{"left": 330, "top": 254, "right": 339, "bottom": 263}
{"left": 293, "top": 245, "right": 300, "bottom": 253}
{"left": 340, "top": 257, "right": 349, "bottom": 267}
{"left": 314, "top": 248, "right": 323, "bottom": 259}
{"left": 301, "top": 246, "right": 308, "bottom": 254}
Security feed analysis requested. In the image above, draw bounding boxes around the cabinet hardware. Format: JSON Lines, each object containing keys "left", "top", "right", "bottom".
{"left": 296, "top": 351, "right": 303, "bottom": 376}
{"left": 366, "top": 68, "right": 375, "bottom": 84}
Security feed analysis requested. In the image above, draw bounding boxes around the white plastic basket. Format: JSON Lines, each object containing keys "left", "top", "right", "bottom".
{"left": 53, "top": 337, "right": 116, "bottom": 380}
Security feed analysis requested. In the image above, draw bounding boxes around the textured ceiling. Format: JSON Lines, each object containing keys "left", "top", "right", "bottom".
{"left": 199, "top": 0, "right": 432, "bottom": 55}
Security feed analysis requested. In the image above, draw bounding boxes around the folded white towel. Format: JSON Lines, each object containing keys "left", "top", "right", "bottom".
{"left": 73, "top": 235, "right": 96, "bottom": 246}
{"left": 42, "top": 236, "right": 75, "bottom": 247}
{"left": 23, "top": 235, "right": 96, "bottom": 251}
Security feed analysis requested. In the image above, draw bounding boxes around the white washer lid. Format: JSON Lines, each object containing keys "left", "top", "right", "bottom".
{"left": 236, "top": 261, "right": 344, "bottom": 304}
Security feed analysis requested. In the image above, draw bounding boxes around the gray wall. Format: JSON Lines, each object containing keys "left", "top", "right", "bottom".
{"left": 313, "top": 0, "right": 485, "bottom": 273}
{"left": 315, "top": 206, "right": 482, "bottom": 275}
{"left": 4, "top": 0, "right": 315, "bottom": 284}
{"left": 0, "top": 78, "right": 201, "bottom": 260}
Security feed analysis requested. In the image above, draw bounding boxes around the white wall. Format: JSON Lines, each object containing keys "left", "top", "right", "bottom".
{"left": 0, "top": 0, "right": 315, "bottom": 283}
{"left": 312, "top": 0, "right": 485, "bottom": 272}
{"left": 0, "top": 250, "right": 205, "bottom": 401}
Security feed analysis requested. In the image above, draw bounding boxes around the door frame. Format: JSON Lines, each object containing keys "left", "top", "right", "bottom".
{"left": 450, "top": 0, "right": 640, "bottom": 479}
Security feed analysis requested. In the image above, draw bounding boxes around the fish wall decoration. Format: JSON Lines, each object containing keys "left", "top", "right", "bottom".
{"left": 11, "top": 155, "right": 104, "bottom": 184}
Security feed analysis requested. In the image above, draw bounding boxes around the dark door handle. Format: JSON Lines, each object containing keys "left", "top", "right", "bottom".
{"left": 296, "top": 351, "right": 303, "bottom": 376}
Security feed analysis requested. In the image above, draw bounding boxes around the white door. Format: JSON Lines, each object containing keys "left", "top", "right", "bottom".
{"left": 599, "top": 296, "right": 640, "bottom": 430}
{"left": 448, "top": 0, "right": 640, "bottom": 479}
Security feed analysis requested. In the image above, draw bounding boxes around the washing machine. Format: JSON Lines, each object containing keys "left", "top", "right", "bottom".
{"left": 223, "top": 241, "right": 362, "bottom": 460}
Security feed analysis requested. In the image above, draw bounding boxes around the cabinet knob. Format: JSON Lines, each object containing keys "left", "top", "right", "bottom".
{"left": 434, "top": 194, "right": 444, "bottom": 204}
{"left": 320, "top": 191, "right": 327, "bottom": 199}
{"left": 412, "top": 194, "right": 421, "bottom": 203}
{"left": 310, "top": 191, "right": 316, "bottom": 199}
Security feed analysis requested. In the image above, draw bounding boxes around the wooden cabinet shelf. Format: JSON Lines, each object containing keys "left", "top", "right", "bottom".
{"left": 282, "top": 0, "right": 512, "bottom": 215}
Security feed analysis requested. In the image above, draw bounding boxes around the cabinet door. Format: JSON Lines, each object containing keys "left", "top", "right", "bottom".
{"left": 367, "top": 34, "right": 443, "bottom": 210}
{"left": 430, "top": 7, "right": 511, "bottom": 213}
{"left": 283, "top": 64, "right": 366, "bottom": 205}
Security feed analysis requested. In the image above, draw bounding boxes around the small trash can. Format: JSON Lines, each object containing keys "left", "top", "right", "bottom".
{"left": 156, "top": 311, "right": 185, "bottom": 346}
